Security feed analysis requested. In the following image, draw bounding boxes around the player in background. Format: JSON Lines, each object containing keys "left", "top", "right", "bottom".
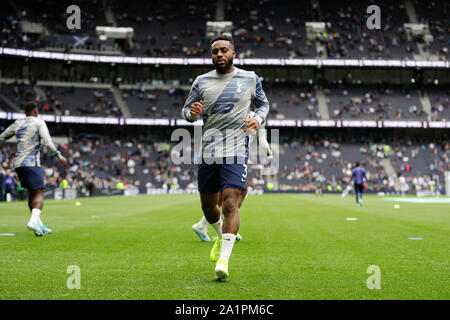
{"left": 0, "top": 102, "right": 68, "bottom": 236}
{"left": 350, "top": 162, "right": 366, "bottom": 207}
{"left": 314, "top": 170, "right": 326, "bottom": 197}
{"left": 3, "top": 169, "right": 17, "bottom": 202}
{"left": 0, "top": 165, "right": 4, "bottom": 201}
{"left": 182, "top": 35, "right": 269, "bottom": 280}
{"left": 191, "top": 109, "right": 273, "bottom": 242}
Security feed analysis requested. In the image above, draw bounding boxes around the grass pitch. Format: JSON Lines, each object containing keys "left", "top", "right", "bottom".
{"left": 0, "top": 193, "right": 448, "bottom": 300}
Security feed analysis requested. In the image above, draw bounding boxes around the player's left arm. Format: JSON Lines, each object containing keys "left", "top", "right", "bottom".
{"left": 245, "top": 74, "right": 270, "bottom": 133}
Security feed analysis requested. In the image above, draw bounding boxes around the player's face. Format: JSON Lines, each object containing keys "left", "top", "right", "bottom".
{"left": 211, "top": 40, "right": 236, "bottom": 74}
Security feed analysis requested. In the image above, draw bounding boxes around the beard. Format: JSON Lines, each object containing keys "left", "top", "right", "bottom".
{"left": 214, "top": 57, "right": 234, "bottom": 73}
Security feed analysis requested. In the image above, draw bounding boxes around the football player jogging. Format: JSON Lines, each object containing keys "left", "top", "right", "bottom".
{"left": 350, "top": 162, "right": 366, "bottom": 207}
{"left": 0, "top": 102, "right": 68, "bottom": 236}
{"left": 182, "top": 35, "right": 269, "bottom": 280}
{"left": 191, "top": 110, "right": 273, "bottom": 242}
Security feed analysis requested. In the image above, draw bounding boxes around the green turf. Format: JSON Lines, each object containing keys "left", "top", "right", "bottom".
{"left": 0, "top": 194, "right": 448, "bottom": 300}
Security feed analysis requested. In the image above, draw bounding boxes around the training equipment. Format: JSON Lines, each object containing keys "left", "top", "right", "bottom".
{"left": 210, "top": 236, "right": 221, "bottom": 262}
{"left": 215, "top": 258, "right": 229, "bottom": 280}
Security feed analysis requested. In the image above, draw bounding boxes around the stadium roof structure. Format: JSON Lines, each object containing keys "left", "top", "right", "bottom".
{"left": 1, "top": 47, "right": 449, "bottom": 69}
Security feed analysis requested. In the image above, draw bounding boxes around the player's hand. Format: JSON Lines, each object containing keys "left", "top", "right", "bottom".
{"left": 59, "top": 156, "right": 68, "bottom": 167}
{"left": 189, "top": 100, "right": 203, "bottom": 119}
{"left": 243, "top": 118, "right": 259, "bottom": 135}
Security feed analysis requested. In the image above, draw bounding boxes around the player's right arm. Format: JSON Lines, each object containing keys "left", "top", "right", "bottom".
{"left": 37, "top": 120, "right": 68, "bottom": 166}
{"left": 182, "top": 77, "right": 203, "bottom": 122}
{"left": 0, "top": 121, "right": 18, "bottom": 146}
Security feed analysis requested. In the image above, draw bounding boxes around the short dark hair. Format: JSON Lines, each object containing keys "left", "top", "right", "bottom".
{"left": 24, "top": 101, "right": 38, "bottom": 114}
{"left": 209, "top": 34, "right": 234, "bottom": 48}
{"left": 355, "top": 162, "right": 360, "bottom": 167}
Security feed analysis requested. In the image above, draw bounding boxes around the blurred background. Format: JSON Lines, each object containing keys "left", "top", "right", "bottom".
{"left": 0, "top": 0, "right": 448, "bottom": 200}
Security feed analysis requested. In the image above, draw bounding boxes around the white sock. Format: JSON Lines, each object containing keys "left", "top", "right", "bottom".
{"left": 198, "top": 216, "right": 208, "bottom": 229}
{"left": 210, "top": 218, "right": 223, "bottom": 237}
{"left": 220, "top": 233, "right": 236, "bottom": 263}
{"left": 30, "top": 209, "right": 42, "bottom": 227}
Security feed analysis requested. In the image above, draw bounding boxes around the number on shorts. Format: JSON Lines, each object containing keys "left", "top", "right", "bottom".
{"left": 241, "top": 164, "right": 248, "bottom": 182}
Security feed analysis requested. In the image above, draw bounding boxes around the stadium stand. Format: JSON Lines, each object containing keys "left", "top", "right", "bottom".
{"left": 315, "top": 0, "right": 418, "bottom": 60}
{"left": 0, "top": 0, "right": 447, "bottom": 60}
{"left": 428, "top": 87, "right": 450, "bottom": 121}
{"left": 224, "top": 0, "right": 317, "bottom": 58}
{"left": 324, "top": 84, "right": 428, "bottom": 120}
{"left": 412, "top": 0, "right": 449, "bottom": 60}
{"left": 121, "top": 87, "right": 186, "bottom": 118}
{"left": 0, "top": 1, "right": 448, "bottom": 200}
{"left": 3, "top": 80, "right": 449, "bottom": 122}
{"left": 112, "top": 0, "right": 216, "bottom": 57}
{"left": 42, "top": 86, "right": 122, "bottom": 116}
{"left": 1, "top": 129, "right": 447, "bottom": 198}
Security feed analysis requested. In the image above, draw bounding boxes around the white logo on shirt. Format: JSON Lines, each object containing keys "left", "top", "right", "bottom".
{"left": 236, "top": 82, "right": 242, "bottom": 93}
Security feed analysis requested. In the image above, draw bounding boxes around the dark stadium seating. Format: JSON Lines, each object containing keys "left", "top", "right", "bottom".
{"left": 317, "top": 0, "right": 418, "bottom": 60}
{"left": 1, "top": 131, "right": 447, "bottom": 195}
{"left": 112, "top": 0, "right": 216, "bottom": 57}
{"left": 0, "top": 82, "right": 35, "bottom": 111}
{"left": 428, "top": 87, "right": 450, "bottom": 121}
{"left": 224, "top": 0, "right": 317, "bottom": 59}
{"left": 4, "top": 82, "right": 449, "bottom": 122}
{"left": 324, "top": 84, "right": 427, "bottom": 120}
{"left": 0, "top": 0, "right": 446, "bottom": 59}
{"left": 42, "top": 86, "right": 121, "bottom": 116}
{"left": 412, "top": 0, "right": 449, "bottom": 60}
{"left": 122, "top": 88, "right": 186, "bottom": 118}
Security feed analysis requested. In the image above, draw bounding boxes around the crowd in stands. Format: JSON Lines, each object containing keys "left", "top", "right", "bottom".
{"left": 1, "top": 127, "right": 447, "bottom": 201}
{"left": 325, "top": 85, "right": 428, "bottom": 120}
{"left": 0, "top": 0, "right": 446, "bottom": 60}
{"left": 428, "top": 88, "right": 450, "bottom": 121}
{"left": 316, "top": 0, "right": 420, "bottom": 60}
{"left": 412, "top": 0, "right": 449, "bottom": 61}
{"left": 389, "top": 138, "right": 449, "bottom": 193}
{"left": 42, "top": 86, "right": 122, "bottom": 117}
{"left": 0, "top": 133, "right": 199, "bottom": 201}
{"left": 276, "top": 132, "right": 448, "bottom": 193}
{"left": 0, "top": 82, "right": 122, "bottom": 117}
{"left": 121, "top": 86, "right": 186, "bottom": 118}
{"left": 112, "top": 0, "right": 215, "bottom": 57}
